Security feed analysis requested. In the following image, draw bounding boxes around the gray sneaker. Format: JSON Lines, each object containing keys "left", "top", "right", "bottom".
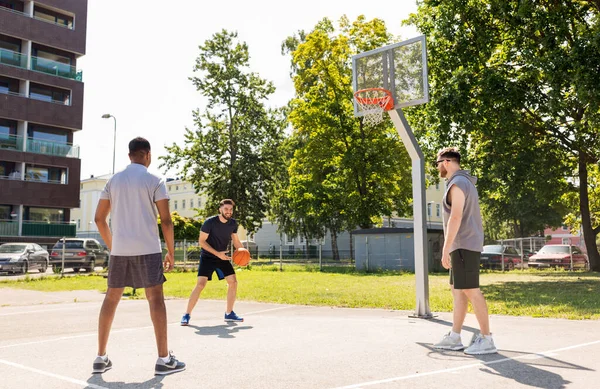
{"left": 92, "top": 356, "right": 112, "bottom": 374}
{"left": 433, "top": 332, "right": 465, "bottom": 350}
{"left": 155, "top": 352, "right": 186, "bottom": 375}
{"left": 464, "top": 334, "right": 498, "bottom": 355}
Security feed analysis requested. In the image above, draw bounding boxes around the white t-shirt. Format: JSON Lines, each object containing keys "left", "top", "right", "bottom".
{"left": 100, "top": 163, "right": 169, "bottom": 256}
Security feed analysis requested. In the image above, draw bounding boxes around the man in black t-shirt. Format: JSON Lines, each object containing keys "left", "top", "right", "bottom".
{"left": 181, "top": 199, "right": 247, "bottom": 325}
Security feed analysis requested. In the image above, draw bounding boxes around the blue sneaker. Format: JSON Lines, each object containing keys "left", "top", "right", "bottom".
{"left": 224, "top": 311, "right": 243, "bottom": 322}
{"left": 180, "top": 313, "right": 190, "bottom": 326}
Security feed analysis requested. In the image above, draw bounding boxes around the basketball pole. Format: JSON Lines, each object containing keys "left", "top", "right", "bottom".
{"left": 387, "top": 108, "right": 432, "bottom": 318}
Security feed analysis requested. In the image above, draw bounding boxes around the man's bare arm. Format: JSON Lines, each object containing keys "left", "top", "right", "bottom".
{"left": 156, "top": 199, "right": 175, "bottom": 271}
{"left": 94, "top": 199, "right": 112, "bottom": 251}
{"left": 441, "top": 185, "right": 465, "bottom": 269}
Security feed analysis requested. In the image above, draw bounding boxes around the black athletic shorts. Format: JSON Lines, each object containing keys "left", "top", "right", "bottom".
{"left": 449, "top": 249, "right": 480, "bottom": 289}
{"left": 197, "top": 256, "right": 235, "bottom": 280}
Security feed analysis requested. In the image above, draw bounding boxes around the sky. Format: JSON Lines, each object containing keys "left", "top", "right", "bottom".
{"left": 76, "top": 0, "right": 419, "bottom": 179}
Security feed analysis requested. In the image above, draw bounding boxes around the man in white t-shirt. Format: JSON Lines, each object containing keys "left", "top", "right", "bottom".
{"left": 93, "top": 137, "right": 185, "bottom": 375}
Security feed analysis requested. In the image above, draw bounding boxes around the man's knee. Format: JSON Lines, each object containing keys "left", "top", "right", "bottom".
{"left": 196, "top": 277, "right": 208, "bottom": 289}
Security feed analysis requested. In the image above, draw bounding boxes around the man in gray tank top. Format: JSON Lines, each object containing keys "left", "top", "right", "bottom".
{"left": 433, "top": 147, "right": 497, "bottom": 355}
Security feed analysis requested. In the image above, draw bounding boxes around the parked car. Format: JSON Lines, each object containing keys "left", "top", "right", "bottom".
{"left": 480, "top": 245, "right": 524, "bottom": 270}
{"left": 50, "top": 238, "right": 109, "bottom": 273}
{"left": 0, "top": 243, "right": 49, "bottom": 274}
{"left": 528, "top": 245, "right": 589, "bottom": 270}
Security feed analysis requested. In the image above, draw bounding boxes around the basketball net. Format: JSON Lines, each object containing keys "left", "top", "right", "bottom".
{"left": 353, "top": 88, "right": 394, "bottom": 127}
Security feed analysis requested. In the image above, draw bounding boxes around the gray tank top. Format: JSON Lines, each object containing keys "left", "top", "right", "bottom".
{"left": 442, "top": 170, "right": 484, "bottom": 253}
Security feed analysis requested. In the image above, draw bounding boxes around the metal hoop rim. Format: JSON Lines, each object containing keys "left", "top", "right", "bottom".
{"left": 353, "top": 88, "right": 394, "bottom": 111}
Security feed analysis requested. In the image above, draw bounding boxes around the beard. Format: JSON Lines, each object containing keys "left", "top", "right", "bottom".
{"left": 438, "top": 164, "right": 449, "bottom": 179}
{"left": 219, "top": 210, "right": 232, "bottom": 220}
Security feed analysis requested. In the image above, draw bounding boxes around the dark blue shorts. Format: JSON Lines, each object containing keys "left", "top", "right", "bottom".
{"left": 197, "top": 256, "right": 235, "bottom": 280}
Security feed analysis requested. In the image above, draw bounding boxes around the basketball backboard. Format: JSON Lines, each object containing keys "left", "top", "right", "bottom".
{"left": 352, "top": 35, "right": 429, "bottom": 116}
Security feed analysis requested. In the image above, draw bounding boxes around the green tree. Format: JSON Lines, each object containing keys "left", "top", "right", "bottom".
{"left": 158, "top": 212, "right": 203, "bottom": 241}
{"left": 563, "top": 163, "right": 600, "bottom": 245}
{"left": 408, "top": 1, "right": 600, "bottom": 269}
{"left": 160, "top": 30, "right": 287, "bottom": 234}
{"left": 279, "top": 16, "right": 412, "bottom": 258}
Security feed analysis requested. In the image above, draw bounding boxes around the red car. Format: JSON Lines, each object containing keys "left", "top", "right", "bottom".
{"left": 528, "top": 245, "right": 589, "bottom": 270}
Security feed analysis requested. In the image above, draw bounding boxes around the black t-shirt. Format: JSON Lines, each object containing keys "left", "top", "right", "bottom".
{"left": 200, "top": 215, "right": 238, "bottom": 260}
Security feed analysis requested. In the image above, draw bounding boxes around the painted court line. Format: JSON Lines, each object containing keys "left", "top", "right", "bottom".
{"left": 331, "top": 340, "right": 600, "bottom": 389}
{"left": 0, "top": 358, "right": 109, "bottom": 389}
{"left": 0, "top": 306, "right": 293, "bottom": 350}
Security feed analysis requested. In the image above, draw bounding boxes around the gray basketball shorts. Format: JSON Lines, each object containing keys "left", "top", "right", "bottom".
{"left": 449, "top": 249, "right": 481, "bottom": 289}
{"left": 107, "top": 253, "right": 166, "bottom": 289}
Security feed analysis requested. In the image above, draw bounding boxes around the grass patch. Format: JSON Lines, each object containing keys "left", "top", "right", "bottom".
{"left": 1, "top": 268, "right": 598, "bottom": 320}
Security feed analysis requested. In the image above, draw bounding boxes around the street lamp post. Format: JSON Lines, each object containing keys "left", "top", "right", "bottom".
{"left": 101, "top": 114, "right": 117, "bottom": 174}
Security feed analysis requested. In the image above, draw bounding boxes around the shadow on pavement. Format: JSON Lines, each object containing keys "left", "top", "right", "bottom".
{"left": 186, "top": 322, "right": 253, "bottom": 339}
{"left": 417, "top": 341, "right": 591, "bottom": 389}
{"left": 86, "top": 374, "right": 164, "bottom": 388}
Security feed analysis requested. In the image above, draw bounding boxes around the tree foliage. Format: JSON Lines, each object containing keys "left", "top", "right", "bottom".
{"left": 160, "top": 30, "right": 287, "bottom": 233}
{"left": 275, "top": 16, "right": 413, "bottom": 258}
{"left": 407, "top": 0, "right": 600, "bottom": 269}
{"left": 158, "top": 212, "right": 203, "bottom": 241}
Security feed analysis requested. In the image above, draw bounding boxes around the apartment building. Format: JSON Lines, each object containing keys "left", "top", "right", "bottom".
{"left": 71, "top": 176, "right": 206, "bottom": 238}
{"left": 165, "top": 178, "right": 205, "bottom": 219}
{"left": 0, "top": 0, "right": 87, "bottom": 245}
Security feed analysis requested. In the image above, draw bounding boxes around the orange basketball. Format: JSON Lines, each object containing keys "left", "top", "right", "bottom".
{"left": 232, "top": 249, "right": 251, "bottom": 266}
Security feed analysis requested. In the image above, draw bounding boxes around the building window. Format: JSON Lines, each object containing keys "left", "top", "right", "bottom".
{"left": 29, "top": 83, "right": 71, "bottom": 105}
{"left": 184, "top": 184, "right": 187, "bottom": 190}
{"left": 285, "top": 234, "right": 294, "bottom": 245}
{"left": 176, "top": 185, "right": 179, "bottom": 191}
{"left": 562, "top": 238, "right": 570, "bottom": 245}
{"left": 174, "top": 201, "right": 178, "bottom": 210}
{"left": 33, "top": 5, "right": 74, "bottom": 28}
{"left": 182, "top": 200, "right": 186, "bottom": 209}
{"left": 436, "top": 182, "right": 439, "bottom": 190}
{"left": 190, "top": 199, "right": 194, "bottom": 208}
{"left": 77, "top": 219, "right": 81, "bottom": 228}
{"left": 427, "top": 203, "right": 432, "bottom": 217}
{"left": 561, "top": 225, "right": 569, "bottom": 231}
{"left": 26, "top": 207, "right": 64, "bottom": 222}
{"left": 436, "top": 204, "right": 440, "bottom": 217}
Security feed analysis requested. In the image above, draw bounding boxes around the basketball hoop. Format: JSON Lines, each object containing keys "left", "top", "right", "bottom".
{"left": 353, "top": 88, "right": 394, "bottom": 127}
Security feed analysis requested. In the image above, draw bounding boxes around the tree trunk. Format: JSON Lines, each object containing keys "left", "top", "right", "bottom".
{"left": 331, "top": 230, "right": 340, "bottom": 261}
{"left": 578, "top": 153, "right": 600, "bottom": 271}
{"left": 305, "top": 236, "right": 310, "bottom": 260}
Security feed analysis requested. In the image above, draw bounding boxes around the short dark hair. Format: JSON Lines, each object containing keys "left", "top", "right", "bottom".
{"left": 219, "top": 199, "right": 235, "bottom": 207}
{"left": 437, "top": 147, "right": 461, "bottom": 164}
{"left": 128, "top": 137, "right": 151, "bottom": 158}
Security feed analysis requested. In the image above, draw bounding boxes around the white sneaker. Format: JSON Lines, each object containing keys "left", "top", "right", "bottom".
{"left": 433, "top": 332, "right": 465, "bottom": 350}
{"left": 464, "top": 334, "right": 497, "bottom": 355}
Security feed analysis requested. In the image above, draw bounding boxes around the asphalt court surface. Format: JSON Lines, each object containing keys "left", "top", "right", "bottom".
{"left": 0, "top": 296, "right": 598, "bottom": 389}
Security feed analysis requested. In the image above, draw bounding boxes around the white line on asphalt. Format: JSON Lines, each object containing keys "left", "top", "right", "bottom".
{"left": 331, "top": 339, "right": 600, "bottom": 389}
{"left": 0, "top": 358, "right": 109, "bottom": 389}
{"left": 0, "top": 307, "right": 293, "bottom": 349}
{"left": 0, "top": 300, "right": 145, "bottom": 317}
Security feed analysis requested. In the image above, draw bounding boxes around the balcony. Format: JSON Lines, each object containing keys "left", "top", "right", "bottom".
{"left": 30, "top": 56, "right": 82, "bottom": 81}
{"left": 0, "top": 135, "right": 24, "bottom": 151}
{"left": 0, "top": 48, "right": 27, "bottom": 69}
{"left": 22, "top": 221, "right": 76, "bottom": 237}
{"left": 0, "top": 135, "right": 79, "bottom": 158}
{"left": 0, "top": 220, "right": 76, "bottom": 237}
{"left": 26, "top": 137, "right": 79, "bottom": 158}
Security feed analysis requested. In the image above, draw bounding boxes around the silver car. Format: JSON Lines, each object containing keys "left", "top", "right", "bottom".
{"left": 0, "top": 243, "right": 49, "bottom": 274}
